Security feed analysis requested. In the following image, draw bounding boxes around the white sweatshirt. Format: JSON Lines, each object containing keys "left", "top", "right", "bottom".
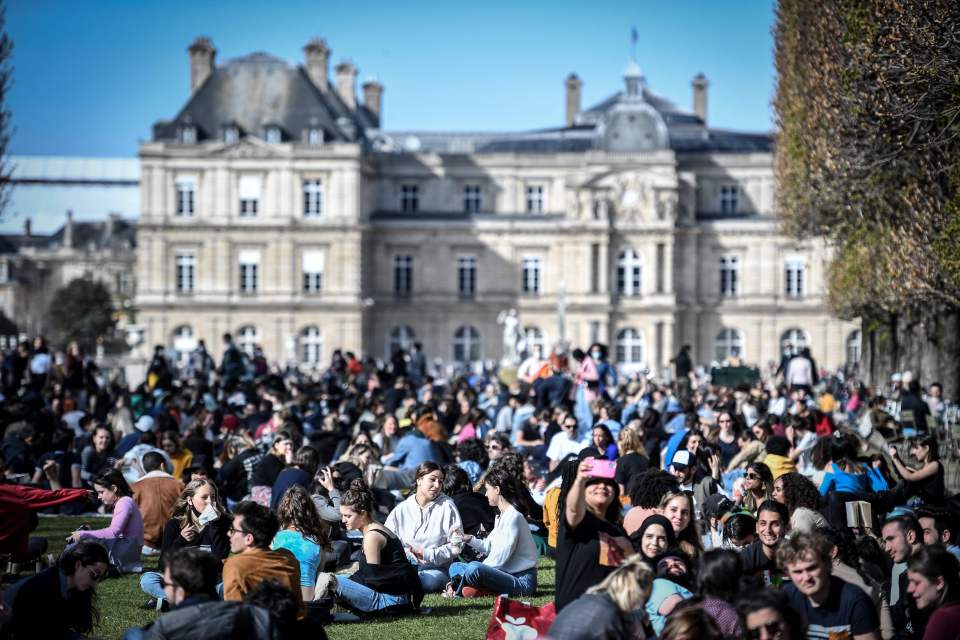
{"left": 467, "top": 504, "right": 538, "bottom": 574}
{"left": 384, "top": 493, "right": 463, "bottom": 569}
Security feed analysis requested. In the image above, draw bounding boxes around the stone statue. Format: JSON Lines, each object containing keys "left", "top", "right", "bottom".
{"left": 497, "top": 308, "right": 521, "bottom": 365}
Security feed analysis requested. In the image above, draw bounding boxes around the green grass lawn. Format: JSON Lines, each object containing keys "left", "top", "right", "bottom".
{"left": 6, "top": 516, "right": 556, "bottom": 640}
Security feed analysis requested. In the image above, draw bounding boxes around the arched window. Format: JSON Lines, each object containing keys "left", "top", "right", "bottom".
{"left": 171, "top": 325, "right": 196, "bottom": 366}
{"left": 617, "top": 249, "right": 643, "bottom": 296}
{"left": 388, "top": 325, "right": 416, "bottom": 356}
{"left": 780, "top": 328, "right": 809, "bottom": 351}
{"left": 846, "top": 330, "right": 861, "bottom": 365}
{"left": 300, "top": 326, "right": 323, "bottom": 366}
{"left": 523, "top": 326, "right": 546, "bottom": 357}
{"left": 616, "top": 328, "right": 645, "bottom": 367}
{"left": 453, "top": 325, "right": 481, "bottom": 363}
{"left": 714, "top": 328, "right": 744, "bottom": 362}
{"left": 237, "top": 325, "right": 258, "bottom": 358}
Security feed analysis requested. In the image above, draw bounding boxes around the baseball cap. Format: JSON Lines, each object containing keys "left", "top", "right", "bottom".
{"left": 135, "top": 415, "right": 156, "bottom": 433}
{"left": 671, "top": 450, "right": 692, "bottom": 469}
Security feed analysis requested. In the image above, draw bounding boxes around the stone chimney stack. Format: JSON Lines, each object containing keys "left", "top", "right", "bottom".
{"left": 362, "top": 80, "right": 383, "bottom": 126}
{"left": 106, "top": 212, "right": 119, "bottom": 239}
{"left": 335, "top": 62, "right": 357, "bottom": 109}
{"left": 565, "top": 73, "right": 582, "bottom": 128}
{"left": 64, "top": 210, "right": 74, "bottom": 249}
{"left": 692, "top": 73, "right": 708, "bottom": 123}
{"left": 303, "top": 38, "right": 330, "bottom": 90}
{"left": 23, "top": 217, "right": 31, "bottom": 238}
{"left": 188, "top": 37, "right": 216, "bottom": 94}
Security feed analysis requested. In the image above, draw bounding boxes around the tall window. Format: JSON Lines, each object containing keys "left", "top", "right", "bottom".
{"left": 617, "top": 249, "right": 643, "bottom": 297}
{"left": 526, "top": 185, "right": 544, "bottom": 213}
{"left": 172, "top": 325, "right": 196, "bottom": 366}
{"left": 714, "top": 328, "right": 744, "bottom": 362}
{"left": 302, "top": 250, "right": 324, "bottom": 294}
{"left": 175, "top": 252, "right": 196, "bottom": 293}
{"left": 523, "top": 326, "right": 546, "bottom": 357}
{"left": 238, "top": 250, "right": 259, "bottom": 294}
{"left": 237, "top": 325, "right": 258, "bottom": 357}
{"left": 655, "top": 243, "right": 665, "bottom": 294}
{"left": 264, "top": 126, "right": 282, "bottom": 144}
{"left": 457, "top": 256, "right": 476, "bottom": 298}
{"left": 785, "top": 259, "right": 806, "bottom": 298}
{"left": 846, "top": 330, "right": 861, "bottom": 365}
{"left": 389, "top": 326, "right": 416, "bottom": 355}
{"left": 394, "top": 254, "right": 413, "bottom": 296}
{"left": 463, "top": 185, "right": 482, "bottom": 213}
{"left": 719, "top": 256, "right": 739, "bottom": 297}
{"left": 175, "top": 175, "right": 197, "bottom": 217}
{"left": 223, "top": 125, "right": 240, "bottom": 144}
{"left": 616, "top": 328, "right": 645, "bottom": 366}
{"left": 238, "top": 175, "right": 261, "bottom": 217}
{"left": 781, "top": 328, "right": 809, "bottom": 351}
{"left": 303, "top": 179, "right": 324, "bottom": 218}
{"left": 300, "top": 326, "right": 323, "bottom": 366}
{"left": 307, "top": 128, "right": 323, "bottom": 145}
{"left": 453, "top": 325, "right": 481, "bottom": 363}
{"left": 720, "top": 185, "right": 739, "bottom": 214}
{"left": 401, "top": 184, "right": 419, "bottom": 212}
{"left": 521, "top": 256, "right": 541, "bottom": 294}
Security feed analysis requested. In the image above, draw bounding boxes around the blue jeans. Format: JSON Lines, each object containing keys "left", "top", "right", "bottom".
{"left": 336, "top": 576, "right": 409, "bottom": 613}
{"left": 448, "top": 561, "right": 537, "bottom": 597}
{"left": 140, "top": 571, "right": 165, "bottom": 601}
{"left": 417, "top": 568, "right": 449, "bottom": 593}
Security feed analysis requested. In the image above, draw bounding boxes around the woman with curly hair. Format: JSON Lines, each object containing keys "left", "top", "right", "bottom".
{"left": 771, "top": 472, "right": 825, "bottom": 533}
{"left": 272, "top": 484, "right": 331, "bottom": 601}
{"left": 736, "top": 462, "right": 773, "bottom": 514}
{"left": 623, "top": 470, "right": 679, "bottom": 536}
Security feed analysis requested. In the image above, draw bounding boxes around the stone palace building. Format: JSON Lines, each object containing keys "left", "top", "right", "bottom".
{"left": 135, "top": 36, "right": 860, "bottom": 375}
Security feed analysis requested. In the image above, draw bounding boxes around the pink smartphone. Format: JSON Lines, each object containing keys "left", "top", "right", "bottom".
{"left": 586, "top": 459, "right": 617, "bottom": 479}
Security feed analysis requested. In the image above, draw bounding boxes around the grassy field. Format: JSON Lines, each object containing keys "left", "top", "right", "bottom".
{"left": 4, "top": 516, "right": 556, "bottom": 640}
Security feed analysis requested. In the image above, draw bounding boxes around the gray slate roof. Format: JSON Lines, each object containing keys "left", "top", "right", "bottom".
{"left": 0, "top": 218, "right": 136, "bottom": 255}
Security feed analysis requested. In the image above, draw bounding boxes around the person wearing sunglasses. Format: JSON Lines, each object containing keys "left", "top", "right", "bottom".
{"left": 736, "top": 588, "right": 806, "bottom": 640}
{"left": 4, "top": 540, "right": 110, "bottom": 639}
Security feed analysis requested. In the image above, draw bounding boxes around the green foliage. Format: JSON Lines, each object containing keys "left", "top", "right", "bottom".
{"left": 47, "top": 277, "right": 117, "bottom": 353}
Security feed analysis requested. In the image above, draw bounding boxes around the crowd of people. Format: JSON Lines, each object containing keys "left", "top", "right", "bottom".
{"left": 0, "top": 333, "right": 957, "bottom": 640}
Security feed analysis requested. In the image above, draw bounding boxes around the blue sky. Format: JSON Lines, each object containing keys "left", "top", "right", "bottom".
{"left": 7, "top": 0, "right": 776, "bottom": 158}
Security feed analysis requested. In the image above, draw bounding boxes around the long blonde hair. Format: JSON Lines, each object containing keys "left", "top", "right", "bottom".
{"left": 171, "top": 478, "right": 224, "bottom": 528}
{"left": 586, "top": 554, "right": 654, "bottom": 613}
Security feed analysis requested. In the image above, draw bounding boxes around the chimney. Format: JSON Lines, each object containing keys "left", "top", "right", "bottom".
{"left": 23, "top": 217, "right": 31, "bottom": 238}
{"left": 303, "top": 38, "right": 330, "bottom": 90}
{"left": 64, "top": 210, "right": 74, "bottom": 249}
{"left": 106, "top": 212, "right": 119, "bottom": 239}
{"left": 692, "top": 73, "right": 708, "bottom": 123}
{"left": 362, "top": 80, "right": 383, "bottom": 126}
{"left": 188, "top": 37, "right": 216, "bottom": 94}
{"left": 335, "top": 61, "right": 357, "bottom": 109}
{"left": 565, "top": 73, "right": 581, "bottom": 128}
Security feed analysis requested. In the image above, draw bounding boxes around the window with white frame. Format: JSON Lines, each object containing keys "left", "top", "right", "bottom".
{"left": 720, "top": 184, "right": 739, "bottom": 214}
{"left": 237, "top": 325, "right": 258, "bottom": 357}
{"left": 172, "top": 325, "right": 196, "bottom": 366}
{"left": 300, "top": 326, "right": 323, "bottom": 366}
{"left": 463, "top": 185, "right": 482, "bottom": 213}
{"left": 523, "top": 326, "right": 546, "bottom": 357}
{"left": 175, "top": 175, "right": 197, "bottom": 217}
{"left": 223, "top": 125, "right": 240, "bottom": 145}
{"left": 616, "top": 328, "right": 645, "bottom": 367}
{"left": 394, "top": 254, "right": 413, "bottom": 296}
{"left": 714, "top": 328, "right": 744, "bottom": 362}
{"left": 401, "top": 184, "right": 419, "bottom": 212}
{"left": 238, "top": 175, "right": 261, "bottom": 217}
{"left": 264, "top": 126, "right": 282, "bottom": 144}
{"left": 526, "top": 185, "right": 545, "bottom": 213}
{"left": 388, "top": 326, "right": 416, "bottom": 355}
{"left": 303, "top": 179, "right": 324, "bottom": 218}
{"left": 846, "top": 330, "right": 861, "bottom": 365}
{"left": 175, "top": 252, "right": 196, "bottom": 294}
{"left": 617, "top": 249, "right": 643, "bottom": 296}
{"left": 719, "top": 256, "right": 739, "bottom": 297}
{"left": 307, "top": 128, "right": 323, "bottom": 145}
{"left": 785, "top": 258, "right": 806, "bottom": 298}
{"left": 781, "top": 328, "right": 809, "bottom": 351}
{"left": 238, "top": 250, "right": 260, "bottom": 294}
{"left": 179, "top": 124, "right": 197, "bottom": 144}
{"left": 457, "top": 255, "right": 476, "bottom": 298}
{"left": 302, "top": 250, "right": 324, "bottom": 294}
{"left": 453, "top": 325, "right": 481, "bottom": 363}
{"left": 521, "top": 256, "right": 541, "bottom": 294}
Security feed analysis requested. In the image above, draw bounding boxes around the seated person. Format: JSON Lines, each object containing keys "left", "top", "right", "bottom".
{"left": 0, "top": 476, "right": 89, "bottom": 562}
{"left": 68, "top": 470, "right": 145, "bottom": 573}
{"left": 271, "top": 485, "right": 330, "bottom": 601}
{"left": 645, "top": 551, "right": 695, "bottom": 636}
{"left": 442, "top": 465, "right": 496, "bottom": 538}
{"left": 132, "top": 451, "right": 183, "bottom": 552}
{"left": 446, "top": 467, "right": 539, "bottom": 598}
{"left": 139, "top": 478, "right": 231, "bottom": 609}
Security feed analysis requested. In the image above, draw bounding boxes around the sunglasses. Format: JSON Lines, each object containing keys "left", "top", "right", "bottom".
{"left": 747, "top": 620, "right": 784, "bottom": 639}
{"left": 487, "top": 444, "right": 502, "bottom": 450}
{"left": 746, "top": 473, "right": 762, "bottom": 480}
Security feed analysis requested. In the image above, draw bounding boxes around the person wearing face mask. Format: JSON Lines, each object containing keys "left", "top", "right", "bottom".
{"left": 554, "top": 453, "right": 632, "bottom": 611}
{"left": 738, "top": 499, "right": 790, "bottom": 588}
{"left": 905, "top": 546, "right": 960, "bottom": 640}
{"left": 383, "top": 462, "right": 463, "bottom": 593}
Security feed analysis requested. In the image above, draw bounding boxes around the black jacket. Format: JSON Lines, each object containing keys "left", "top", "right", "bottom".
{"left": 137, "top": 598, "right": 279, "bottom": 640}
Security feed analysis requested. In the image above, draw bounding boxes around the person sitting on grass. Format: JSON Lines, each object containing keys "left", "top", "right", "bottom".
{"left": 123, "top": 548, "right": 279, "bottom": 640}
{"left": 271, "top": 484, "right": 330, "bottom": 602}
{"left": 139, "top": 477, "right": 231, "bottom": 610}
{"left": 316, "top": 479, "right": 422, "bottom": 615}
{"left": 444, "top": 466, "right": 539, "bottom": 598}
{"left": 4, "top": 540, "right": 110, "bottom": 640}
{"left": 131, "top": 451, "right": 183, "bottom": 554}
{"left": 68, "top": 469, "right": 145, "bottom": 573}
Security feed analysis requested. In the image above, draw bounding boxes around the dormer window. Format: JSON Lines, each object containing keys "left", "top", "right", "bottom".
{"left": 307, "top": 128, "right": 323, "bottom": 145}
{"left": 264, "top": 125, "right": 282, "bottom": 144}
{"left": 223, "top": 125, "right": 240, "bottom": 144}
{"left": 178, "top": 123, "right": 197, "bottom": 144}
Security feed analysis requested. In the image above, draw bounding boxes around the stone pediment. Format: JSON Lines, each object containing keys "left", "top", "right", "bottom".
{"left": 210, "top": 138, "right": 285, "bottom": 159}
{"left": 574, "top": 170, "right": 678, "bottom": 224}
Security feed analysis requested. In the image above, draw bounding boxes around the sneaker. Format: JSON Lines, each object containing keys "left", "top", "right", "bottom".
{"left": 460, "top": 586, "right": 494, "bottom": 598}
